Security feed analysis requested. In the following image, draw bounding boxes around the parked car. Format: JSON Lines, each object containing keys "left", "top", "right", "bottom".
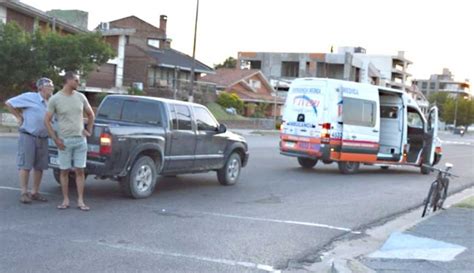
{"left": 48, "top": 95, "right": 249, "bottom": 199}
{"left": 280, "top": 78, "right": 442, "bottom": 174}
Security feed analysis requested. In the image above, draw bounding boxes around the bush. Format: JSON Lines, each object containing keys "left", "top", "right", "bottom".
{"left": 216, "top": 92, "right": 244, "bottom": 114}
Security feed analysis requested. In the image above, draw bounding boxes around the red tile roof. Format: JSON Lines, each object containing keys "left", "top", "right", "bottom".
{"left": 201, "top": 69, "right": 261, "bottom": 87}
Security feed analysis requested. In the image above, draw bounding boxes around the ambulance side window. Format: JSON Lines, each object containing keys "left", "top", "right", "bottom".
{"left": 343, "top": 98, "right": 376, "bottom": 127}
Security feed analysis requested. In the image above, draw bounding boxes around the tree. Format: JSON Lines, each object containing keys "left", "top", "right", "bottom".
{"left": 214, "top": 57, "right": 237, "bottom": 69}
{"left": 442, "top": 96, "right": 474, "bottom": 128}
{"left": 428, "top": 92, "right": 449, "bottom": 120}
{"left": 0, "top": 22, "right": 115, "bottom": 100}
{"left": 216, "top": 92, "right": 244, "bottom": 114}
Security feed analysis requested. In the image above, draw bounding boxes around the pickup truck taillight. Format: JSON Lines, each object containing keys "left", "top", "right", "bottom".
{"left": 100, "top": 133, "right": 112, "bottom": 155}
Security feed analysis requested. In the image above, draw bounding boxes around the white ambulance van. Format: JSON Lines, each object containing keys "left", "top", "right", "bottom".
{"left": 280, "top": 78, "right": 442, "bottom": 174}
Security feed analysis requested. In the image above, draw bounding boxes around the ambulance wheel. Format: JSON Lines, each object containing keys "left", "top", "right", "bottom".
{"left": 338, "top": 161, "right": 360, "bottom": 174}
{"left": 297, "top": 157, "right": 318, "bottom": 169}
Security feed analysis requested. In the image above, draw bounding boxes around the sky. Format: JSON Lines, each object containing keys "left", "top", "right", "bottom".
{"left": 23, "top": 0, "right": 474, "bottom": 83}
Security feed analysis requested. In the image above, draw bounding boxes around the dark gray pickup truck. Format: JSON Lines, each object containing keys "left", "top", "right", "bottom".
{"left": 48, "top": 95, "right": 249, "bottom": 199}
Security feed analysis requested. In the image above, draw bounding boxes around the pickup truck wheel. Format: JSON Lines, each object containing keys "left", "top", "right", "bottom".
{"left": 297, "top": 157, "right": 318, "bottom": 169}
{"left": 53, "top": 169, "right": 87, "bottom": 186}
{"left": 338, "top": 161, "right": 360, "bottom": 174}
{"left": 217, "top": 153, "right": 241, "bottom": 186}
{"left": 119, "top": 156, "right": 157, "bottom": 199}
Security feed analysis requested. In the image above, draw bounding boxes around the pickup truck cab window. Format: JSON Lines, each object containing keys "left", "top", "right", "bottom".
{"left": 174, "top": 105, "right": 193, "bottom": 131}
{"left": 97, "top": 97, "right": 123, "bottom": 120}
{"left": 122, "top": 100, "right": 161, "bottom": 125}
{"left": 194, "top": 106, "right": 218, "bottom": 131}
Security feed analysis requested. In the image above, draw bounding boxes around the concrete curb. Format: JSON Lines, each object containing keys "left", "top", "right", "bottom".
{"left": 299, "top": 187, "right": 474, "bottom": 273}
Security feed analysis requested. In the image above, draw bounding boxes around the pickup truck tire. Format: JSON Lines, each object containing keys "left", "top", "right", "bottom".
{"left": 338, "top": 161, "right": 360, "bottom": 174}
{"left": 119, "top": 156, "right": 158, "bottom": 199}
{"left": 297, "top": 157, "right": 318, "bottom": 169}
{"left": 217, "top": 153, "right": 241, "bottom": 186}
{"left": 53, "top": 169, "right": 88, "bottom": 187}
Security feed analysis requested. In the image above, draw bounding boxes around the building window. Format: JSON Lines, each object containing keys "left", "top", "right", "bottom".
{"left": 421, "top": 82, "right": 428, "bottom": 89}
{"left": 147, "top": 68, "right": 157, "bottom": 87}
{"left": 249, "top": 60, "right": 261, "bottom": 69}
{"left": 147, "top": 39, "right": 160, "bottom": 49}
{"left": 429, "top": 82, "right": 436, "bottom": 90}
{"left": 281, "top": 61, "right": 299, "bottom": 78}
{"left": 240, "top": 60, "right": 262, "bottom": 70}
{"left": 249, "top": 79, "right": 261, "bottom": 89}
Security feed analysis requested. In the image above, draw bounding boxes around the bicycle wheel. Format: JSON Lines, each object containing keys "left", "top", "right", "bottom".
{"left": 437, "top": 178, "right": 450, "bottom": 209}
{"left": 422, "top": 181, "right": 440, "bottom": 217}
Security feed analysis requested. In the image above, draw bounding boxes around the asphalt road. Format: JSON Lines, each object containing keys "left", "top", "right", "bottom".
{"left": 0, "top": 133, "right": 473, "bottom": 272}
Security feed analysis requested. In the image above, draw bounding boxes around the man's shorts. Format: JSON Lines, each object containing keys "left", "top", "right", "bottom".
{"left": 57, "top": 136, "right": 87, "bottom": 170}
{"left": 17, "top": 132, "right": 49, "bottom": 171}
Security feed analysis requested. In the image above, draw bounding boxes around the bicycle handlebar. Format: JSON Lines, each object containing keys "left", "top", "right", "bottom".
{"left": 422, "top": 164, "right": 459, "bottom": 178}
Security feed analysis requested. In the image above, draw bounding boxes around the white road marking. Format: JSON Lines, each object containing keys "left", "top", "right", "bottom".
{"left": 193, "top": 211, "right": 362, "bottom": 234}
{"left": 441, "top": 140, "right": 473, "bottom": 146}
{"left": 0, "top": 186, "right": 55, "bottom": 195}
{"left": 73, "top": 240, "right": 281, "bottom": 272}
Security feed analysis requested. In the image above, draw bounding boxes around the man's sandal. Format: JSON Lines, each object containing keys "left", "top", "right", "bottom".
{"left": 31, "top": 193, "right": 48, "bottom": 202}
{"left": 57, "top": 204, "right": 69, "bottom": 209}
{"left": 77, "top": 205, "right": 90, "bottom": 211}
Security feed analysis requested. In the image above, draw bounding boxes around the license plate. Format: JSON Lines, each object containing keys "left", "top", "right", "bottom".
{"left": 88, "top": 144, "right": 100, "bottom": 153}
{"left": 285, "top": 141, "right": 296, "bottom": 148}
{"left": 50, "top": 156, "right": 59, "bottom": 165}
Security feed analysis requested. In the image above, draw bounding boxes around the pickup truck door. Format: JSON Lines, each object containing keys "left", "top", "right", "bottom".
{"left": 192, "top": 106, "right": 226, "bottom": 170}
{"left": 422, "top": 106, "right": 439, "bottom": 166}
{"left": 167, "top": 104, "right": 197, "bottom": 172}
{"left": 340, "top": 86, "right": 380, "bottom": 162}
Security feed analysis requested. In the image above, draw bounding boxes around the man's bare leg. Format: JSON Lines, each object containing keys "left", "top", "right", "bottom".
{"left": 19, "top": 169, "right": 30, "bottom": 195}
{"left": 19, "top": 169, "right": 31, "bottom": 203}
{"left": 75, "top": 168, "right": 88, "bottom": 209}
{"left": 59, "top": 170, "right": 70, "bottom": 208}
{"left": 31, "top": 170, "right": 42, "bottom": 195}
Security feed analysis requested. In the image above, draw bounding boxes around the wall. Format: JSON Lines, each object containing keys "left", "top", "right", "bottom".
{"left": 221, "top": 118, "right": 276, "bottom": 130}
{"left": 6, "top": 8, "right": 34, "bottom": 32}
{"left": 355, "top": 55, "right": 393, "bottom": 82}
{"left": 86, "top": 63, "right": 116, "bottom": 88}
{"left": 110, "top": 17, "right": 165, "bottom": 50}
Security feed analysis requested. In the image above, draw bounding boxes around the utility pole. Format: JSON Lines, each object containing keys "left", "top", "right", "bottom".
{"left": 189, "top": 0, "right": 199, "bottom": 102}
{"left": 274, "top": 79, "right": 279, "bottom": 128}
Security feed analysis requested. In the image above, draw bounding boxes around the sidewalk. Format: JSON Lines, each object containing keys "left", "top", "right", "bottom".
{"left": 301, "top": 189, "right": 473, "bottom": 273}
{"left": 362, "top": 197, "right": 474, "bottom": 273}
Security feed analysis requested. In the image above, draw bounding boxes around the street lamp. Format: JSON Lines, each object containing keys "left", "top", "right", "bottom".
{"left": 189, "top": 0, "right": 199, "bottom": 102}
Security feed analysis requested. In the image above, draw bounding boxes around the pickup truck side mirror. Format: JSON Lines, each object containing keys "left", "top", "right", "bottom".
{"left": 217, "top": 124, "right": 227, "bottom": 134}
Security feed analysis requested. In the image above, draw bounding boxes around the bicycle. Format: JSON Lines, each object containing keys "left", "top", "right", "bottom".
{"left": 421, "top": 163, "right": 458, "bottom": 218}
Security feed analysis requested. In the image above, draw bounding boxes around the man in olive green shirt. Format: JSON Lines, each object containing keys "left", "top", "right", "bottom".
{"left": 45, "top": 71, "right": 95, "bottom": 211}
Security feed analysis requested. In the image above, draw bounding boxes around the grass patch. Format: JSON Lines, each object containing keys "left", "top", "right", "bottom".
{"left": 455, "top": 196, "right": 474, "bottom": 209}
{"left": 207, "top": 102, "right": 246, "bottom": 121}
